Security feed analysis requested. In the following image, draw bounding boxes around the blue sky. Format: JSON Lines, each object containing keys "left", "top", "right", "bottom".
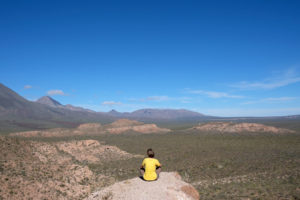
{"left": 1, "top": 0, "right": 300, "bottom": 116}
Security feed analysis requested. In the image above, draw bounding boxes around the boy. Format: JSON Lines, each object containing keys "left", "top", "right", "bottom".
{"left": 140, "top": 148, "right": 161, "bottom": 181}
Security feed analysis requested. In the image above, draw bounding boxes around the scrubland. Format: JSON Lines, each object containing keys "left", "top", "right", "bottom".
{"left": 1, "top": 126, "right": 300, "bottom": 199}
{"left": 88, "top": 132, "right": 300, "bottom": 199}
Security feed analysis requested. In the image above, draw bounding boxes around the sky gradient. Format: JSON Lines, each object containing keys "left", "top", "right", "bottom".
{"left": 1, "top": 0, "right": 300, "bottom": 116}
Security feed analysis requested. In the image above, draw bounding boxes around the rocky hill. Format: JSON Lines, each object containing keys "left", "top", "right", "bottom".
{"left": 0, "top": 83, "right": 114, "bottom": 133}
{"left": 1, "top": 135, "right": 199, "bottom": 200}
{"left": 86, "top": 172, "right": 199, "bottom": 200}
{"left": 191, "top": 122, "right": 296, "bottom": 134}
{"left": 105, "top": 119, "right": 170, "bottom": 134}
{"left": 10, "top": 119, "right": 170, "bottom": 137}
{"left": 109, "top": 118, "right": 143, "bottom": 127}
{"left": 0, "top": 136, "right": 140, "bottom": 199}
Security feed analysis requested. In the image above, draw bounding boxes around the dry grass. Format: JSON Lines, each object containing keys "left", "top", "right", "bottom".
{"left": 88, "top": 133, "right": 300, "bottom": 199}
{"left": 3, "top": 129, "right": 300, "bottom": 199}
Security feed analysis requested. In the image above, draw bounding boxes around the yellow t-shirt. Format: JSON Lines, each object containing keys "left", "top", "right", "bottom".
{"left": 142, "top": 158, "right": 161, "bottom": 181}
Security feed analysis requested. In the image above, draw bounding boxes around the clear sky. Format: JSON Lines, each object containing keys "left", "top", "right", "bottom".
{"left": 1, "top": 0, "right": 300, "bottom": 116}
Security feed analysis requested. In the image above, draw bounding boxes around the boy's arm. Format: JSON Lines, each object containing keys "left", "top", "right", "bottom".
{"left": 140, "top": 159, "right": 145, "bottom": 169}
{"left": 156, "top": 160, "right": 162, "bottom": 168}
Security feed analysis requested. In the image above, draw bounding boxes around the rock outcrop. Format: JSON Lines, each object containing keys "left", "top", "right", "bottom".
{"left": 105, "top": 119, "right": 170, "bottom": 134}
{"left": 191, "top": 122, "right": 295, "bottom": 134}
{"left": 0, "top": 136, "right": 139, "bottom": 199}
{"left": 77, "top": 123, "right": 103, "bottom": 131}
{"left": 86, "top": 172, "right": 199, "bottom": 200}
{"left": 109, "top": 119, "right": 143, "bottom": 127}
{"left": 55, "top": 140, "right": 138, "bottom": 163}
{"left": 9, "top": 128, "right": 74, "bottom": 137}
{"left": 10, "top": 119, "right": 170, "bottom": 137}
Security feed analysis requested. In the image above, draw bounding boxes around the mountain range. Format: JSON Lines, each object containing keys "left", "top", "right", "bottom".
{"left": 36, "top": 96, "right": 96, "bottom": 113}
{"left": 1, "top": 83, "right": 300, "bottom": 133}
{"left": 107, "top": 108, "right": 205, "bottom": 120}
{"left": 0, "top": 83, "right": 116, "bottom": 132}
{"left": 34, "top": 95, "right": 207, "bottom": 120}
{"left": 0, "top": 83, "right": 211, "bottom": 133}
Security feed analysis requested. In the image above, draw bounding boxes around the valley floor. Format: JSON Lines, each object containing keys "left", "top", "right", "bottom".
{"left": 1, "top": 132, "right": 300, "bottom": 199}
{"left": 89, "top": 133, "right": 300, "bottom": 200}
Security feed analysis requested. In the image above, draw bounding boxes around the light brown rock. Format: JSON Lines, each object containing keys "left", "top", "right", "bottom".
{"left": 77, "top": 123, "right": 103, "bottom": 130}
{"left": 192, "top": 122, "right": 295, "bottom": 134}
{"left": 0, "top": 136, "right": 138, "bottom": 200}
{"left": 10, "top": 119, "right": 170, "bottom": 137}
{"left": 55, "top": 140, "right": 138, "bottom": 163}
{"left": 86, "top": 172, "right": 199, "bottom": 200}
{"left": 109, "top": 119, "right": 143, "bottom": 127}
{"left": 106, "top": 123, "right": 170, "bottom": 134}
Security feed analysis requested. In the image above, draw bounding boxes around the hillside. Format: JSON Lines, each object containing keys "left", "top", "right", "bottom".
{"left": 0, "top": 136, "right": 141, "bottom": 199}
{"left": 190, "top": 122, "right": 296, "bottom": 134}
{"left": 10, "top": 119, "right": 170, "bottom": 137}
{"left": 0, "top": 83, "right": 114, "bottom": 133}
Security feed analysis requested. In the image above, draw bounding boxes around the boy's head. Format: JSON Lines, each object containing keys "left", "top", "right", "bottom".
{"left": 147, "top": 148, "right": 155, "bottom": 158}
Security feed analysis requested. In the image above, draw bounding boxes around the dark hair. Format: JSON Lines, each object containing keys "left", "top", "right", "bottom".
{"left": 147, "top": 148, "right": 155, "bottom": 158}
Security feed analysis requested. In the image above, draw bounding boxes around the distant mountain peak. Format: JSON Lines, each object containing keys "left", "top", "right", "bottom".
{"left": 109, "top": 109, "right": 119, "bottom": 114}
{"left": 107, "top": 109, "right": 123, "bottom": 116}
{"left": 36, "top": 96, "right": 62, "bottom": 107}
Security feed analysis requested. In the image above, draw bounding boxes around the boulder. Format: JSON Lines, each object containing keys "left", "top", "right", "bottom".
{"left": 86, "top": 172, "right": 199, "bottom": 200}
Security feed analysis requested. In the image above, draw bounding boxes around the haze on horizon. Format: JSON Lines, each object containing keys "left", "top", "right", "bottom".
{"left": 1, "top": 0, "right": 300, "bottom": 117}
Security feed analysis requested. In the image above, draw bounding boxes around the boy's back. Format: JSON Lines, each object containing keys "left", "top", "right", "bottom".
{"left": 142, "top": 157, "right": 161, "bottom": 181}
